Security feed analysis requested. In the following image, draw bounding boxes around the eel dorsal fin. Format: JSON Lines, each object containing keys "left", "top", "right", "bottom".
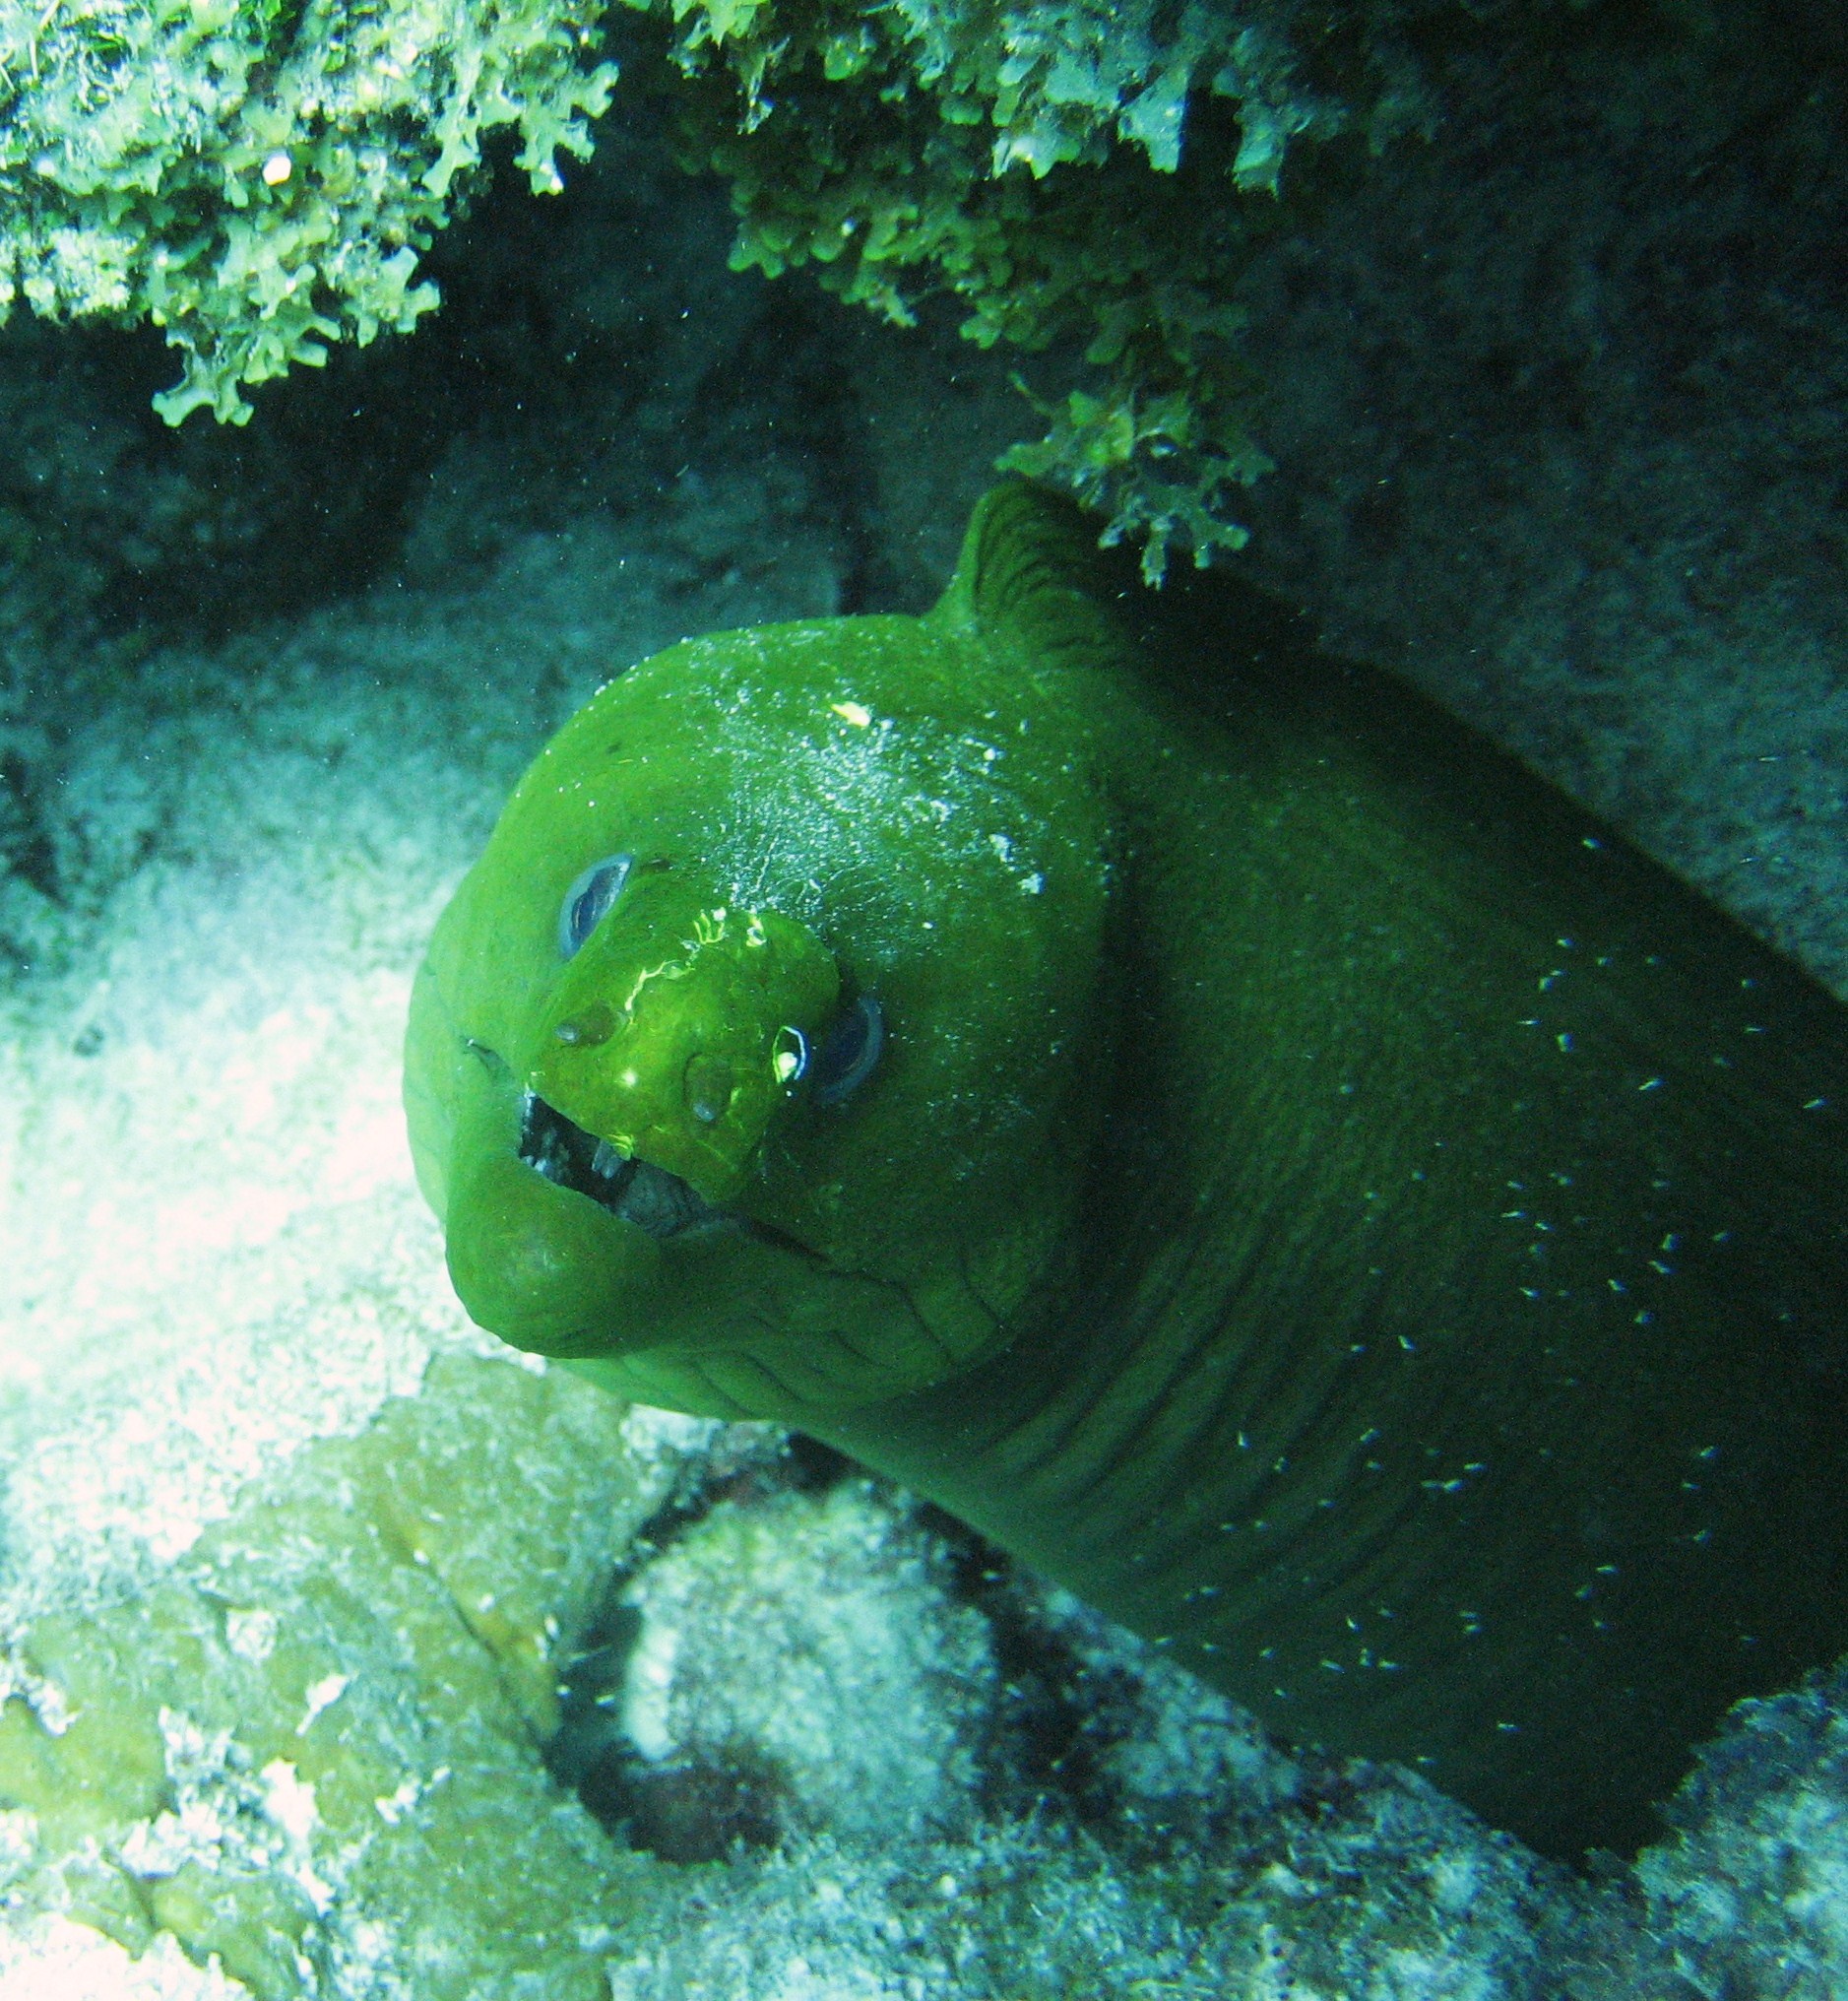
{"left": 933, "top": 479, "right": 1133, "bottom": 675}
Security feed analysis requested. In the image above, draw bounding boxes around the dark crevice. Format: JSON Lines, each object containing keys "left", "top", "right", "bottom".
{"left": 542, "top": 1428, "right": 834, "bottom": 1858}
{"left": 0, "top": 751, "right": 62, "bottom": 904}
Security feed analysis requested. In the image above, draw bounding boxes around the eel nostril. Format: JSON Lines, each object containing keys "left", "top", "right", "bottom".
{"left": 683, "top": 1053, "right": 734, "bottom": 1125}
{"left": 463, "top": 1037, "right": 512, "bottom": 1080}
{"left": 554, "top": 1002, "right": 616, "bottom": 1048}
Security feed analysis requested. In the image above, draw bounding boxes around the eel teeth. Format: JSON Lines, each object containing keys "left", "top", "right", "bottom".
{"left": 518, "top": 1090, "right": 726, "bottom": 1241}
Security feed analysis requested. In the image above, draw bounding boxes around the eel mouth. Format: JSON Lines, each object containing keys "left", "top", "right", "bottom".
{"left": 518, "top": 1090, "right": 732, "bottom": 1241}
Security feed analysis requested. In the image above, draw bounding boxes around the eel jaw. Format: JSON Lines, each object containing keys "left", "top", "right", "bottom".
{"left": 518, "top": 1089, "right": 732, "bottom": 1240}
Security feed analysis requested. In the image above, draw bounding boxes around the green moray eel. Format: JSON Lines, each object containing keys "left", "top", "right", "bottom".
{"left": 406, "top": 481, "right": 1848, "bottom": 1856}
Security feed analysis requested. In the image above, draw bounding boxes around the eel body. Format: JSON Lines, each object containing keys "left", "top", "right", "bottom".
{"left": 406, "top": 482, "right": 1848, "bottom": 1855}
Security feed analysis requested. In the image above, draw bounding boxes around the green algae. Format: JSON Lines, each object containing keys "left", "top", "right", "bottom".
{"left": 0, "top": 1349, "right": 669, "bottom": 1998}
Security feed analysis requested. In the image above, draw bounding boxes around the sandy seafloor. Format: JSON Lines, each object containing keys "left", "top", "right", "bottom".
{"left": 2, "top": 50, "right": 1848, "bottom": 2001}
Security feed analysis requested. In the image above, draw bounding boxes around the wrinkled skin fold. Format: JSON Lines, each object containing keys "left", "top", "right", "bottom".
{"left": 407, "top": 481, "right": 1848, "bottom": 1857}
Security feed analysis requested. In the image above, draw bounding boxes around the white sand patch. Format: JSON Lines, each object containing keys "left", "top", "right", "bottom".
{"left": 0, "top": 1919, "right": 252, "bottom": 2000}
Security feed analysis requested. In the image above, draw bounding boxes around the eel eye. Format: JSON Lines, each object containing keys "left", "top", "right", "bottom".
{"left": 811, "top": 995, "right": 885, "bottom": 1106}
{"left": 558, "top": 853, "right": 633, "bottom": 959}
